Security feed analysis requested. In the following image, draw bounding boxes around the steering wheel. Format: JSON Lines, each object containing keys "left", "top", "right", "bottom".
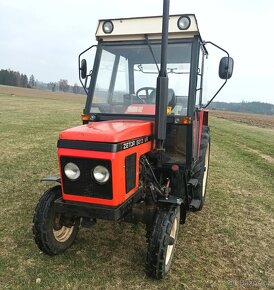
{"left": 136, "top": 87, "right": 156, "bottom": 101}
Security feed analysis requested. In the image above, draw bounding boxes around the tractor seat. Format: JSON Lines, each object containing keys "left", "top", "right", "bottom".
{"left": 148, "top": 89, "right": 176, "bottom": 108}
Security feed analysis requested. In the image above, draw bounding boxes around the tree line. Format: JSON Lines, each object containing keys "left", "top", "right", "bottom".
{"left": 0, "top": 69, "right": 84, "bottom": 94}
{"left": 209, "top": 101, "right": 274, "bottom": 115}
{"left": 0, "top": 69, "right": 29, "bottom": 88}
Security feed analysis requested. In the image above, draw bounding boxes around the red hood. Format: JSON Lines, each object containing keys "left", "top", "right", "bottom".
{"left": 59, "top": 120, "right": 154, "bottom": 143}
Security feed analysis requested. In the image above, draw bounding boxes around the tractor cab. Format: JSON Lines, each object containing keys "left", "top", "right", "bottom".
{"left": 80, "top": 15, "right": 207, "bottom": 167}
{"left": 33, "top": 4, "right": 233, "bottom": 280}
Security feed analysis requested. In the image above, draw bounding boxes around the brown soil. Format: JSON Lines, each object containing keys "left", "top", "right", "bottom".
{"left": 210, "top": 110, "right": 274, "bottom": 129}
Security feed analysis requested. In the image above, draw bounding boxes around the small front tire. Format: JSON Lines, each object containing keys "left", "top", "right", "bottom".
{"left": 146, "top": 205, "right": 180, "bottom": 279}
{"left": 33, "top": 185, "right": 80, "bottom": 255}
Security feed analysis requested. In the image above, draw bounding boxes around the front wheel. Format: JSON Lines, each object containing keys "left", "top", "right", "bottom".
{"left": 33, "top": 185, "right": 80, "bottom": 255}
{"left": 146, "top": 205, "right": 180, "bottom": 279}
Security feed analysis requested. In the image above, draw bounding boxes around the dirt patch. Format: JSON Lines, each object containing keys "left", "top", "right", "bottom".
{"left": 210, "top": 110, "right": 274, "bottom": 129}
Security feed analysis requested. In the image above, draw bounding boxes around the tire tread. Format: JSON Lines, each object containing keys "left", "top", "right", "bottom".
{"left": 146, "top": 205, "right": 179, "bottom": 279}
{"left": 32, "top": 185, "right": 79, "bottom": 255}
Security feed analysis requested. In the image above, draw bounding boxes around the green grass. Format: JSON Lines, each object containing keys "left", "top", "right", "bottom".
{"left": 0, "top": 92, "right": 273, "bottom": 289}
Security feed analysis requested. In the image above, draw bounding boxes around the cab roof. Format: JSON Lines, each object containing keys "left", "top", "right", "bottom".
{"left": 96, "top": 14, "right": 201, "bottom": 42}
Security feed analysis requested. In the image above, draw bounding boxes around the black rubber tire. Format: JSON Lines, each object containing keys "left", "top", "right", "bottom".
{"left": 146, "top": 205, "right": 180, "bottom": 279}
{"left": 33, "top": 185, "right": 80, "bottom": 255}
{"left": 193, "top": 126, "right": 211, "bottom": 211}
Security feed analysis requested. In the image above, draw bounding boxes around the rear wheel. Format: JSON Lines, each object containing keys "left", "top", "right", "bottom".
{"left": 33, "top": 185, "right": 80, "bottom": 255}
{"left": 146, "top": 205, "right": 180, "bottom": 279}
{"left": 193, "top": 127, "right": 210, "bottom": 211}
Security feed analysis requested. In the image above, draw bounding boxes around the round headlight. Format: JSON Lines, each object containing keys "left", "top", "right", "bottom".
{"left": 64, "top": 162, "right": 80, "bottom": 180}
{"left": 93, "top": 165, "right": 110, "bottom": 183}
{"left": 177, "top": 16, "right": 191, "bottom": 30}
{"left": 103, "top": 21, "right": 114, "bottom": 34}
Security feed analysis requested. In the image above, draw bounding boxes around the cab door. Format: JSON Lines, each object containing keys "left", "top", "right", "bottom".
{"left": 192, "top": 42, "right": 206, "bottom": 163}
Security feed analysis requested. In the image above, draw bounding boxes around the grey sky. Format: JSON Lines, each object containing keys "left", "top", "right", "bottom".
{"left": 1, "top": 0, "right": 273, "bottom": 104}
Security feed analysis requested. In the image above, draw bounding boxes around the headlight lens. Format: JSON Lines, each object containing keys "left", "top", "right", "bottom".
{"left": 103, "top": 21, "right": 114, "bottom": 34}
{"left": 93, "top": 165, "right": 110, "bottom": 183}
{"left": 177, "top": 16, "right": 191, "bottom": 30}
{"left": 64, "top": 162, "right": 80, "bottom": 180}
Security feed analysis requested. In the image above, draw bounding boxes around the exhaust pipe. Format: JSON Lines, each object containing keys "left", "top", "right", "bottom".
{"left": 155, "top": 0, "right": 170, "bottom": 150}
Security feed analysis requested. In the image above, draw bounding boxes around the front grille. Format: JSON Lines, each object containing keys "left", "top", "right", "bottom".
{"left": 125, "top": 153, "right": 136, "bottom": 193}
{"left": 60, "top": 156, "right": 112, "bottom": 199}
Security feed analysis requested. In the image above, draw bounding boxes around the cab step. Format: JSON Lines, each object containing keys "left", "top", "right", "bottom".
{"left": 189, "top": 199, "right": 201, "bottom": 210}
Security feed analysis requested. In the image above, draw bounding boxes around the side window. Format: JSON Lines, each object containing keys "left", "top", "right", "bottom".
{"left": 195, "top": 47, "right": 204, "bottom": 108}
{"left": 201, "top": 54, "right": 208, "bottom": 106}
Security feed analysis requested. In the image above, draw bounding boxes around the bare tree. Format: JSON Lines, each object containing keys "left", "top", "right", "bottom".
{"left": 72, "top": 83, "right": 80, "bottom": 94}
{"left": 29, "top": 74, "right": 36, "bottom": 87}
{"left": 59, "top": 79, "right": 69, "bottom": 92}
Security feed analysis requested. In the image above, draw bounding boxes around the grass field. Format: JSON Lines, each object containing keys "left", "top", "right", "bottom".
{"left": 0, "top": 86, "right": 273, "bottom": 289}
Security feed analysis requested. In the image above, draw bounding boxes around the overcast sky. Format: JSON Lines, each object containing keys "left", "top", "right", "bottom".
{"left": 1, "top": 0, "right": 273, "bottom": 104}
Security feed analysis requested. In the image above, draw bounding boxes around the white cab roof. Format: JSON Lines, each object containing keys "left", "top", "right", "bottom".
{"left": 96, "top": 14, "right": 200, "bottom": 41}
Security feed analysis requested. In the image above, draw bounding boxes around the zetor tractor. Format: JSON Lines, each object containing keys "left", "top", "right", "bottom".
{"left": 33, "top": 0, "right": 233, "bottom": 279}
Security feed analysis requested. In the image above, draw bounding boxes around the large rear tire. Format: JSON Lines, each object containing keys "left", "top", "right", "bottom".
{"left": 33, "top": 185, "right": 80, "bottom": 255}
{"left": 146, "top": 205, "right": 180, "bottom": 279}
{"left": 193, "top": 127, "right": 210, "bottom": 211}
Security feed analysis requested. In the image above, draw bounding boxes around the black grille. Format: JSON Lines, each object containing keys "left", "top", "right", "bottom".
{"left": 125, "top": 153, "right": 136, "bottom": 193}
{"left": 60, "top": 156, "right": 112, "bottom": 199}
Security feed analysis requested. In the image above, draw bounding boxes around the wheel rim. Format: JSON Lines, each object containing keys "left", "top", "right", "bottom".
{"left": 165, "top": 212, "right": 178, "bottom": 266}
{"left": 53, "top": 226, "right": 74, "bottom": 242}
{"left": 52, "top": 214, "right": 74, "bottom": 243}
{"left": 202, "top": 145, "right": 210, "bottom": 197}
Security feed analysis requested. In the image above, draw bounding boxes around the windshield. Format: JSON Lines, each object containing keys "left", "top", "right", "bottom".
{"left": 90, "top": 42, "right": 192, "bottom": 116}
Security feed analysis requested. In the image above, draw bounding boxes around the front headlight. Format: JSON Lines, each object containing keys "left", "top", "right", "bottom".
{"left": 93, "top": 165, "right": 110, "bottom": 184}
{"left": 64, "top": 162, "right": 80, "bottom": 180}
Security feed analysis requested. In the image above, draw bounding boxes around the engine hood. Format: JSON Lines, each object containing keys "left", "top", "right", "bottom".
{"left": 59, "top": 120, "right": 154, "bottom": 143}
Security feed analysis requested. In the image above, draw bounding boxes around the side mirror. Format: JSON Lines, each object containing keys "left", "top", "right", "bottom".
{"left": 219, "top": 57, "right": 234, "bottom": 79}
{"left": 80, "top": 59, "right": 87, "bottom": 79}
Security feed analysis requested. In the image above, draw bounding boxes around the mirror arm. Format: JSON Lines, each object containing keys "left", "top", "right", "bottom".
{"left": 203, "top": 41, "right": 230, "bottom": 58}
{"left": 84, "top": 72, "right": 91, "bottom": 89}
{"left": 78, "top": 45, "right": 97, "bottom": 94}
{"left": 203, "top": 78, "right": 227, "bottom": 109}
{"left": 202, "top": 41, "right": 230, "bottom": 109}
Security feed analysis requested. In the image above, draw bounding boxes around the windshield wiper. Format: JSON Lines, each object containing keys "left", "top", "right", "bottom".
{"left": 145, "top": 35, "right": 160, "bottom": 73}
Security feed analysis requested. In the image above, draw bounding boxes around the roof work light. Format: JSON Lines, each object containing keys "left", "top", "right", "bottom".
{"left": 177, "top": 16, "right": 191, "bottom": 30}
{"left": 103, "top": 21, "right": 114, "bottom": 34}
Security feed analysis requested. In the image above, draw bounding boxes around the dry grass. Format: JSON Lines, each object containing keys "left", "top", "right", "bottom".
{"left": 0, "top": 87, "right": 273, "bottom": 289}
{"left": 0, "top": 84, "right": 85, "bottom": 102}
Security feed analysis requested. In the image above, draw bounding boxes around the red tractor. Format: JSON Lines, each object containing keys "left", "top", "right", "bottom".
{"left": 33, "top": 0, "right": 233, "bottom": 279}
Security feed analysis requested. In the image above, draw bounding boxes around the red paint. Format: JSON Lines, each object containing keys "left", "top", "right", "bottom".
{"left": 197, "top": 109, "right": 208, "bottom": 158}
{"left": 59, "top": 120, "right": 153, "bottom": 143}
{"left": 197, "top": 110, "right": 204, "bottom": 157}
{"left": 58, "top": 120, "right": 154, "bottom": 207}
{"left": 193, "top": 113, "right": 197, "bottom": 159}
{"left": 203, "top": 110, "right": 209, "bottom": 126}
{"left": 125, "top": 104, "right": 155, "bottom": 115}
